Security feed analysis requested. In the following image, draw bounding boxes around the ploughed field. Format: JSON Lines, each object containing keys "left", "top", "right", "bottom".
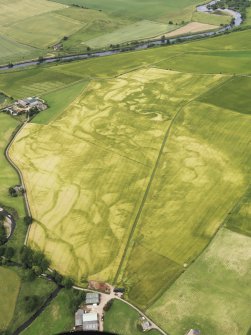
{"left": 5, "top": 29, "right": 251, "bottom": 335}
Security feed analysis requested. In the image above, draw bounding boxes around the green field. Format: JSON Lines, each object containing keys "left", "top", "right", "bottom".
{"left": 0, "top": 266, "right": 56, "bottom": 333}
{"left": 8, "top": 267, "right": 57, "bottom": 333}
{"left": 35, "top": 80, "right": 89, "bottom": 124}
{"left": 148, "top": 228, "right": 251, "bottom": 335}
{"left": 104, "top": 299, "right": 160, "bottom": 335}
{"left": 2, "top": 12, "right": 83, "bottom": 49}
{"left": 0, "top": 35, "right": 39, "bottom": 66}
{"left": 83, "top": 20, "right": 175, "bottom": 48}
{"left": 192, "top": 11, "right": 231, "bottom": 26}
{"left": 52, "top": 0, "right": 203, "bottom": 22}
{"left": 226, "top": 187, "right": 251, "bottom": 237}
{"left": 0, "top": 267, "right": 20, "bottom": 331}
{"left": 22, "top": 289, "right": 73, "bottom": 335}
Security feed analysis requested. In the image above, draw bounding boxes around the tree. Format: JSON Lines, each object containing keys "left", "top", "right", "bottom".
{"left": 0, "top": 224, "right": 7, "bottom": 245}
{"left": 87, "top": 46, "right": 91, "bottom": 51}
{"left": 62, "top": 277, "right": 74, "bottom": 289}
{"left": 24, "top": 216, "right": 33, "bottom": 226}
{"left": 32, "top": 265, "right": 43, "bottom": 276}
{"left": 104, "top": 299, "right": 114, "bottom": 311}
{"left": 4, "top": 247, "right": 15, "bottom": 260}
{"left": 23, "top": 269, "right": 36, "bottom": 281}
{"left": 168, "top": 20, "right": 173, "bottom": 24}
{"left": 51, "top": 270, "right": 63, "bottom": 285}
{"left": 166, "top": 39, "right": 171, "bottom": 45}
{"left": 24, "top": 295, "right": 41, "bottom": 313}
{"left": 38, "top": 56, "right": 44, "bottom": 63}
{"left": 8, "top": 187, "right": 17, "bottom": 197}
{"left": 0, "top": 246, "right": 6, "bottom": 256}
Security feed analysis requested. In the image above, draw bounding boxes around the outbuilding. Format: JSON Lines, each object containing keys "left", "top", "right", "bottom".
{"left": 82, "top": 312, "right": 99, "bottom": 331}
{"left": 75, "top": 309, "right": 83, "bottom": 328}
{"left": 85, "top": 292, "right": 100, "bottom": 305}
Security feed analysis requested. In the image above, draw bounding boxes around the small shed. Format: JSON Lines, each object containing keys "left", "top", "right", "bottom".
{"left": 75, "top": 309, "right": 83, "bottom": 327}
{"left": 82, "top": 312, "right": 99, "bottom": 331}
{"left": 85, "top": 292, "right": 100, "bottom": 305}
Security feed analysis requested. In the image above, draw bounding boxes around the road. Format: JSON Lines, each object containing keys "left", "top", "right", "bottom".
{"left": 4, "top": 120, "right": 32, "bottom": 244}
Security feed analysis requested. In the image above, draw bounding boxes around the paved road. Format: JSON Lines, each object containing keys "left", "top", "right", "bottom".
{"left": 4, "top": 120, "right": 32, "bottom": 244}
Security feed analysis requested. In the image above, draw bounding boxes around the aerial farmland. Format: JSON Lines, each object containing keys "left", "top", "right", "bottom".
{"left": 0, "top": 0, "right": 251, "bottom": 335}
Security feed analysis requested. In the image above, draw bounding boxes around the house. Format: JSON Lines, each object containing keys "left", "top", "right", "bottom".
{"left": 75, "top": 309, "right": 83, "bottom": 328}
{"left": 186, "top": 330, "right": 201, "bottom": 335}
{"left": 85, "top": 292, "right": 100, "bottom": 305}
{"left": 82, "top": 312, "right": 99, "bottom": 331}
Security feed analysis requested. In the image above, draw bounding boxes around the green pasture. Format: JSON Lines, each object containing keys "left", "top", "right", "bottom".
{"left": 199, "top": 76, "right": 251, "bottom": 114}
{"left": 34, "top": 80, "right": 88, "bottom": 124}
{"left": 8, "top": 267, "right": 56, "bottom": 333}
{"left": 0, "top": 0, "right": 66, "bottom": 27}
{"left": 192, "top": 11, "right": 231, "bottom": 25}
{"left": 52, "top": 0, "right": 203, "bottom": 23}
{"left": 157, "top": 50, "right": 251, "bottom": 74}
{"left": 84, "top": 21, "right": 175, "bottom": 48}
{"left": 58, "top": 7, "right": 130, "bottom": 52}
{"left": 0, "top": 67, "right": 82, "bottom": 99}
{"left": 22, "top": 289, "right": 73, "bottom": 335}
{"left": 226, "top": 187, "right": 251, "bottom": 237}
{"left": 3, "top": 12, "right": 82, "bottom": 49}
{"left": 148, "top": 228, "right": 251, "bottom": 335}
{"left": 104, "top": 299, "right": 160, "bottom": 335}
{"left": 0, "top": 267, "right": 20, "bottom": 331}
{"left": 0, "top": 35, "right": 39, "bottom": 67}
{"left": 118, "top": 87, "right": 251, "bottom": 308}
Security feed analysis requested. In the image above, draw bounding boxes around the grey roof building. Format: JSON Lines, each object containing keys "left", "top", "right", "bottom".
{"left": 85, "top": 292, "right": 100, "bottom": 305}
{"left": 82, "top": 313, "right": 99, "bottom": 331}
{"left": 75, "top": 309, "right": 83, "bottom": 327}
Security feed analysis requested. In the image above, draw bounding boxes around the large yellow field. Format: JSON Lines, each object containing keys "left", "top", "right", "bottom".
{"left": 9, "top": 68, "right": 223, "bottom": 283}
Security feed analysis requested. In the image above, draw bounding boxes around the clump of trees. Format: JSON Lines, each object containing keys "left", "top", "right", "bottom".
{"left": 24, "top": 295, "right": 42, "bottom": 313}
{"left": 104, "top": 299, "right": 114, "bottom": 311}
{"left": 208, "top": 0, "right": 250, "bottom": 20}
{"left": 20, "top": 246, "right": 50, "bottom": 276}
{"left": 69, "top": 289, "right": 86, "bottom": 312}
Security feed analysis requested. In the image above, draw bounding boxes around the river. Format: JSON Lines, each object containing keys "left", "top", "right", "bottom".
{"left": 0, "top": 2, "right": 242, "bottom": 71}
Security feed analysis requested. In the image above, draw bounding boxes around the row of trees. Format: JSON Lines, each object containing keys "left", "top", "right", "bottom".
{"left": 208, "top": 0, "right": 250, "bottom": 19}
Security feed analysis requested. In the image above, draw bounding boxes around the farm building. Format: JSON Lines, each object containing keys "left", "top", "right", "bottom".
{"left": 85, "top": 292, "right": 100, "bottom": 305}
{"left": 82, "top": 312, "right": 99, "bottom": 331}
{"left": 5, "top": 97, "right": 47, "bottom": 116}
{"left": 75, "top": 309, "right": 83, "bottom": 328}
